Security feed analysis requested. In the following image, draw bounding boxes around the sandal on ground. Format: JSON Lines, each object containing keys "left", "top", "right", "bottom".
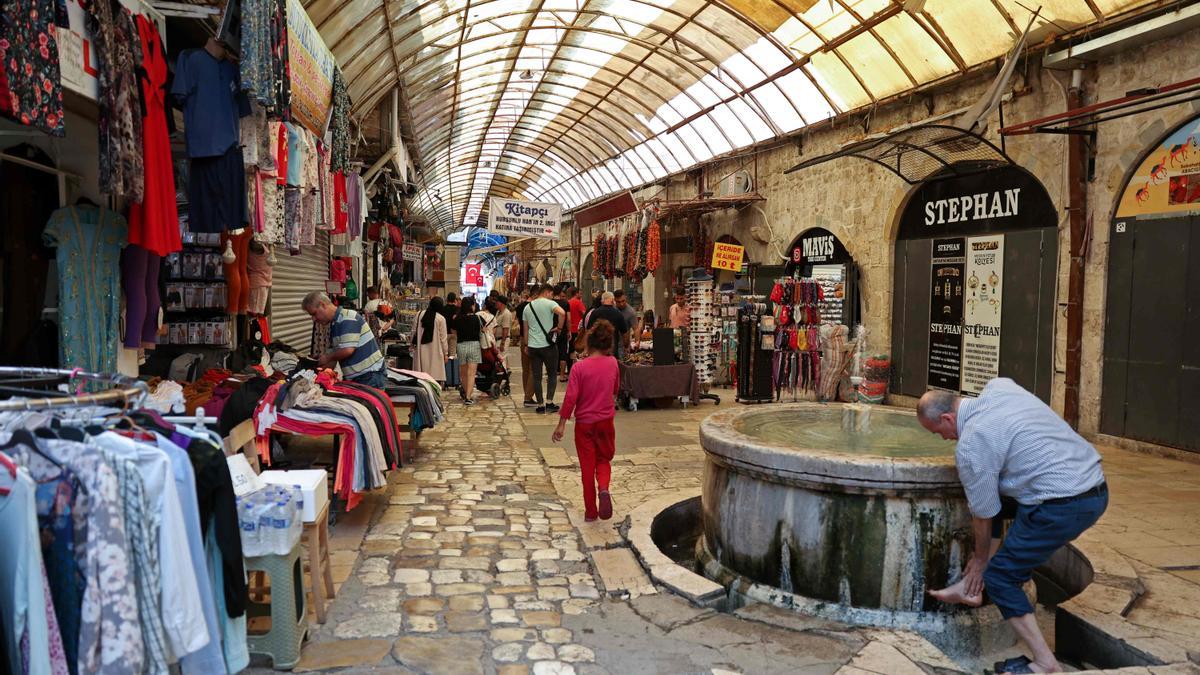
{"left": 991, "top": 656, "right": 1034, "bottom": 674}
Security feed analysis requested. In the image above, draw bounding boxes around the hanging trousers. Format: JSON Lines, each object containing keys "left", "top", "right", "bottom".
{"left": 574, "top": 418, "right": 616, "bottom": 519}
{"left": 120, "top": 243, "right": 162, "bottom": 348}
{"left": 528, "top": 344, "right": 559, "bottom": 404}
{"left": 221, "top": 228, "right": 252, "bottom": 314}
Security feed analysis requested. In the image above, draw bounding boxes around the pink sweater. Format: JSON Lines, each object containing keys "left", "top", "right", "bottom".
{"left": 559, "top": 354, "right": 620, "bottom": 424}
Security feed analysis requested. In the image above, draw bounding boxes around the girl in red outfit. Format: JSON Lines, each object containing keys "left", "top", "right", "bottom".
{"left": 553, "top": 320, "right": 620, "bottom": 521}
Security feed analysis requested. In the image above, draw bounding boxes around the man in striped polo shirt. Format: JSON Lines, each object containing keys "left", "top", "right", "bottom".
{"left": 303, "top": 291, "right": 388, "bottom": 389}
{"left": 918, "top": 378, "right": 1107, "bottom": 675}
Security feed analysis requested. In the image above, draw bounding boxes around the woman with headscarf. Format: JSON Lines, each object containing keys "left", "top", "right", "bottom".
{"left": 413, "top": 296, "right": 449, "bottom": 384}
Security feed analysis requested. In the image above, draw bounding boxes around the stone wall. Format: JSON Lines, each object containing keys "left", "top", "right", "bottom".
{"left": 578, "top": 27, "right": 1200, "bottom": 438}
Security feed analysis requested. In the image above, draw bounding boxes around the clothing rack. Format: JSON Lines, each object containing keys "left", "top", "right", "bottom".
{"left": 0, "top": 367, "right": 148, "bottom": 411}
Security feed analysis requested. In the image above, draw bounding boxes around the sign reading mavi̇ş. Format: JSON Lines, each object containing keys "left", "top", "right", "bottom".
{"left": 488, "top": 198, "right": 561, "bottom": 240}
{"left": 960, "top": 235, "right": 1004, "bottom": 395}
{"left": 711, "top": 242, "right": 744, "bottom": 271}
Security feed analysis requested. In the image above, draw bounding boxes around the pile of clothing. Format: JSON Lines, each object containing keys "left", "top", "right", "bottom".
{"left": 383, "top": 367, "right": 445, "bottom": 432}
{"left": 252, "top": 370, "right": 401, "bottom": 510}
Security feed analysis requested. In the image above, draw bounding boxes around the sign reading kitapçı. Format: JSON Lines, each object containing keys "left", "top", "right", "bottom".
{"left": 488, "top": 198, "right": 562, "bottom": 240}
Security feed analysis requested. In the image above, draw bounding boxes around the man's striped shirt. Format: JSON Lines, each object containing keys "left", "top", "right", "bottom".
{"left": 955, "top": 378, "right": 1104, "bottom": 518}
{"left": 331, "top": 306, "right": 384, "bottom": 378}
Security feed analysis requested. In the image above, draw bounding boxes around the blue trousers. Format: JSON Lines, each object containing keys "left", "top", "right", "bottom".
{"left": 984, "top": 488, "right": 1107, "bottom": 619}
{"left": 350, "top": 368, "right": 388, "bottom": 389}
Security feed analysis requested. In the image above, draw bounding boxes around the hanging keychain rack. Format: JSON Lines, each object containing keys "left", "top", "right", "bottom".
{"left": 0, "top": 367, "right": 149, "bottom": 412}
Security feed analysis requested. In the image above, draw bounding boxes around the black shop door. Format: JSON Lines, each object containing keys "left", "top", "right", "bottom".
{"left": 1101, "top": 215, "right": 1200, "bottom": 452}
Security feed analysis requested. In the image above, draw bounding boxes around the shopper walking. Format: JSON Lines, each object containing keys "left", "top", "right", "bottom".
{"left": 553, "top": 320, "right": 620, "bottom": 521}
{"left": 522, "top": 283, "right": 566, "bottom": 413}
{"left": 555, "top": 285, "right": 573, "bottom": 381}
{"left": 918, "top": 378, "right": 1107, "bottom": 675}
{"left": 443, "top": 292, "right": 460, "bottom": 387}
{"left": 413, "top": 296, "right": 448, "bottom": 385}
{"left": 584, "top": 292, "right": 628, "bottom": 356}
{"left": 514, "top": 290, "right": 537, "bottom": 407}
{"left": 451, "top": 297, "right": 485, "bottom": 405}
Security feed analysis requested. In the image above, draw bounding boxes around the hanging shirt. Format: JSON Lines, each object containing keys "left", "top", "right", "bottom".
{"left": 171, "top": 48, "right": 250, "bottom": 158}
{"left": 285, "top": 122, "right": 305, "bottom": 187}
{"left": 93, "top": 433, "right": 209, "bottom": 661}
{"left": 0, "top": 466, "right": 52, "bottom": 675}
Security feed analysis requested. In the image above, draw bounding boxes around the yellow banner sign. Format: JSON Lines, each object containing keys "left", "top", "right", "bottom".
{"left": 711, "top": 242, "right": 745, "bottom": 271}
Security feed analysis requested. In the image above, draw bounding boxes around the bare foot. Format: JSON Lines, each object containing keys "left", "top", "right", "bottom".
{"left": 927, "top": 578, "right": 983, "bottom": 607}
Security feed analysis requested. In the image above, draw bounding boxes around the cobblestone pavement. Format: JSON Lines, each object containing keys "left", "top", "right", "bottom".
{"left": 245, "top": 355, "right": 1200, "bottom": 675}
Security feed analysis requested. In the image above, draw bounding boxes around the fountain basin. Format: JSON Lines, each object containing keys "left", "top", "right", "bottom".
{"left": 699, "top": 403, "right": 1013, "bottom": 654}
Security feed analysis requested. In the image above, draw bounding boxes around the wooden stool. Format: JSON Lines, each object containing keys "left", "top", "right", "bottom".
{"left": 393, "top": 400, "right": 420, "bottom": 464}
{"left": 300, "top": 502, "right": 335, "bottom": 623}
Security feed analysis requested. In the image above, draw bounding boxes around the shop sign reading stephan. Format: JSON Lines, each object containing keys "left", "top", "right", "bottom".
{"left": 711, "top": 242, "right": 745, "bottom": 271}
{"left": 924, "top": 189, "right": 1020, "bottom": 226}
{"left": 487, "top": 197, "right": 561, "bottom": 240}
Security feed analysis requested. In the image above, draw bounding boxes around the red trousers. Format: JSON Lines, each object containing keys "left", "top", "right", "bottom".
{"left": 574, "top": 418, "right": 615, "bottom": 519}
{"left": 222, "top": 229, "right": 251, "bottom": 314}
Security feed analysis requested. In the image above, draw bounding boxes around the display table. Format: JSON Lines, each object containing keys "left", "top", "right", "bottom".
{"left": 618, "top": 362, "right": 701, "bottom": 410}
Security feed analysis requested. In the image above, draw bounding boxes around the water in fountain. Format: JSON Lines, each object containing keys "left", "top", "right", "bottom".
{"left": 733, "top": 407, "right": 956, "bottom": 458}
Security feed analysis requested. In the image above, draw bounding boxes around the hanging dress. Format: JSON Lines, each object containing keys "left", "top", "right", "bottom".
{"left": 127, "top": 15, "right": 180, "bottom": 257}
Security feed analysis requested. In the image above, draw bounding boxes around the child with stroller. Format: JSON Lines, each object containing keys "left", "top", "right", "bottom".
{"left": 552, "top": 320, "right": 620, "bottom": 521}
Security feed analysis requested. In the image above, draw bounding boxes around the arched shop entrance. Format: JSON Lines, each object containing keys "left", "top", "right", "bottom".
{"left": 580, "top": 252, "right": 596, "bottom": 303}
{"left": 1102, "top": 114, "right": 1200, "bottom": 452}
{"left": 890, "top": 165, "right": 1057, "bottom": 402}
{"left": 783, "top": 228, "right": 860, "bottom": 327}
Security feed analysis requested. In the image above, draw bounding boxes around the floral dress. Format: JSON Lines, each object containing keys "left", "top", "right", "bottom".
{"left": 84, "top": 0, "right": 143, "bottom": 201}
{"left": 0, "top": 0, "right": 66, "bottom": 136}
{"left": 42, "top": 206, "right": 128, "bottom": 374}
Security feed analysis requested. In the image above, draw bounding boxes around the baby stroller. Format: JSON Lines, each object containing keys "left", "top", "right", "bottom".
{"left": 475, "top": 346, "right": 511, "bottom": 399}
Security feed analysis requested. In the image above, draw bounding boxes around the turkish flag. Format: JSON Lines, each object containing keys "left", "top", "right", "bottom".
{"left": 464, "top": 263, "right": 483, "bottom": 286}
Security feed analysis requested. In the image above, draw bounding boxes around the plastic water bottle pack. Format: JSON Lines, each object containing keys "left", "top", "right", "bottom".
{"left": 237, "top": 484, "right": 304, "bottom": 556}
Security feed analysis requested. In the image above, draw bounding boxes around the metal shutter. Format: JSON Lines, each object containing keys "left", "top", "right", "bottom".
{"left": 269, "top": 230, "right": 330, "bottom": 350}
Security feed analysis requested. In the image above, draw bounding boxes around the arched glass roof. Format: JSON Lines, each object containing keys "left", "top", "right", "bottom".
{"left": 303, "top": 0, "right": 1153, "bottom": 231}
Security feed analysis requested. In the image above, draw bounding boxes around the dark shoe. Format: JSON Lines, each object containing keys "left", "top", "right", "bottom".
{"left": 523, "top": 400, "right": 539, "bottom": 408}
{"left": 584, "top": 514, "right": 598, "bottom": 522}
{"left": 535, "top": 406, "right": 546, "bottom": 414}
{"left": 546, "top": 403, "right": 560, "bottom": 413}
{"left": 599, "top": 491, "right": 613, "bottom": 520}
{"left": 463, "top": 399, "right": 475, "bottom": 406}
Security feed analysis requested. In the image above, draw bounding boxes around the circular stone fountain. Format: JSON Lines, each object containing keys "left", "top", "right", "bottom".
{"left": 698, "top": 403, "right": 1013, "bottom": 655}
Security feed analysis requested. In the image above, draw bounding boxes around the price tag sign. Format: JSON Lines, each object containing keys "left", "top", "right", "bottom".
{"left": 711, "top": 242, "right": 745, "bottom": 271}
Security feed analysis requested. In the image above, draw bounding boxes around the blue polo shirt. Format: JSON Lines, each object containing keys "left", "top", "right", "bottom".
{"left": 171, "top": 49, "right": 250, "bottom": 158}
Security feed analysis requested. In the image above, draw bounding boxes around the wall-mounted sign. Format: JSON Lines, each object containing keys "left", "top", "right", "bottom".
{"left": 1116, "top": 114, "right": 1200, "bottom": 218}
{"left": 402, "top": 243, "right": 422, "bottom": 262}
{"left": 711, "top": 242, "right": 745, "bottom": 271}
{"left": 784, "top": 227, "right": 850, "bottom": 275}
{"left": 287, "top": 0, "right": 335, "bottom": 136}
{"left": 961, "top": 235, "right": 1004, "bottom": 395}
{"left": 60, "top": 0, "right": 164, "bottom": 101}
{"left": 488, "top": 197, "right": 561, "bottom": 240}
{"left": 928, "top": 238, "right": 964, "bottom": 391}
{"left": 897, "top": 166, "right": 1056, "bottom": 240}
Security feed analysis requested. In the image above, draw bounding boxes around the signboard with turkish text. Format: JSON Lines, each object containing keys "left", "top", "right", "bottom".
{"left": 60, "top": 0, "right": 164, "bottom": 100}
{"left": 960, "top": 235, "right": 1004, "bottom": 395}
{"left": 402, "top": 243, "right": 422, "bottom": 262}
{"left": 928, "top": 238, "right": 964, "bottom": 391}
{"left": 711, "top": 242, "right": 745, "bottom": 271}
{"left": 287, "top": 0, "right": 335, "bottom": 136}
{"left": 488, "top": 197, "right": 561, "bottom": 240}
{"left": 897, "top": 166, "right": 1056, "bottom": 240}
{"left": 1115, "top": 115, "right": 1200, "bottom": 218}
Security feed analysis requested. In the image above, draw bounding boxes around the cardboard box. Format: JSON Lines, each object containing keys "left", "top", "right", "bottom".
{"left": 259, "top": 469, "right": 329, "bottom": 523}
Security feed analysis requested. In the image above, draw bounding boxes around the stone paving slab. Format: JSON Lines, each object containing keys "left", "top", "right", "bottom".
{"left": 589, "top": 548, "right": 657, "bottom": 598}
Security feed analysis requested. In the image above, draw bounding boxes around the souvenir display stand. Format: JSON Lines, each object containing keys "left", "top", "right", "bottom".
{"left": 685, "top": 276, "right": 721, "bottom": 405}
{"left": 735, "top": 299, "right": 775, "bottom": 403}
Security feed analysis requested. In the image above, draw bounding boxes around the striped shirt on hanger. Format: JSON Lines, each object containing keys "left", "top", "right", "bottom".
{"left": 955, "top": 378, "right": 1105, "bottom": 519}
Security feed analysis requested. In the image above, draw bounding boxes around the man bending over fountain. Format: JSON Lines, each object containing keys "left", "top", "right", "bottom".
{"left": 917, "top": 378, "right": 1108, "bottom": 675}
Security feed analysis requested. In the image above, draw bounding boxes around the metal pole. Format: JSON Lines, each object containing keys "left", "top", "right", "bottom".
{"left": 1064, "top": 69, "right": 1087, "bottom": 428}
